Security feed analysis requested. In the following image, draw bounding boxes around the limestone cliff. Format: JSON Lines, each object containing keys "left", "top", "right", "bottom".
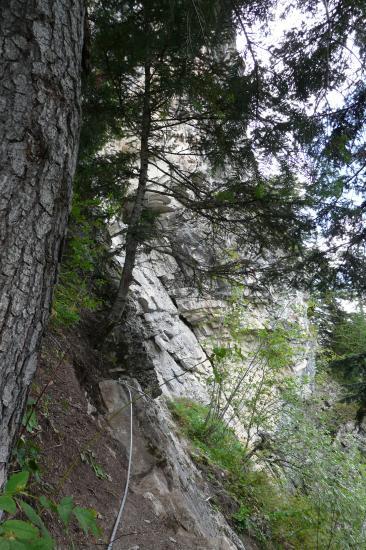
{"left": 24, "top": 186, "right": 314, "bottom": 549}
{"left": 93, "top": 186, "right": 314, "bottom": 549}
{"left": 106, "top": 189, "right": 314, "bottom": 401}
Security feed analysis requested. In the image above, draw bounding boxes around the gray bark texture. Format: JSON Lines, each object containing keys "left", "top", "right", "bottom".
{"left": 0, "top": 0, "right": 85, "bottom": 486}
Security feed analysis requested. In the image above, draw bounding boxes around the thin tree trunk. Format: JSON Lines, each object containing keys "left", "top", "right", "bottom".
{"left": 0, "top": 0, "right": 85, "bottom": 487}
{"left": 108, "top": 63, "right": 152, "bottom": 326}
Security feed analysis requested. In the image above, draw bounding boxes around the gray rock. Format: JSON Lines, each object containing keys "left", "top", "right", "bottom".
{"left": 100, "top": 181, "right": 315, "bottom": 550}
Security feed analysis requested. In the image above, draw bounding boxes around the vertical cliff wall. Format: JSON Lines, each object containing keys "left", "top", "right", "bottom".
{"left": 93, "top": 188, "right": 314, "bottom": 548}
{"left": 106, "top": 189, "right": 314, "bottom": 403}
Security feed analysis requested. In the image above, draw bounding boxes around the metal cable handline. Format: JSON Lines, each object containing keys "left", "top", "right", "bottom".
{"left": 107, "top": 384, "right": 133, "bottom": 550}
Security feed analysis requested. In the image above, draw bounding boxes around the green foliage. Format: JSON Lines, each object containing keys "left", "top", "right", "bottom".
{"left": 204, "top": 295, "right": 306, "bottom": 449}
{"left": 56, "top": 497, "right": 73, "bottom": 527}
{"left": 268, "top": 404, "right": 366, "bottom": 548}
{"left": 169, "top": 292, "right": 366, "bottom": 548}
{"left": 72, "top": 508, "right": 99, "bottom": 536}
{"left": 22, "top": 400, "right": 40, "bottom": 436}
{"left": 13, "top": 438, "right": 41, "bottom": 482}
{"left": 85, "top": 0, "right": 312, "bottom": 303}
{"left": 232, "top": 504, "right": 251, "bottom": 532}
{"left": 0, "top": 472, "right": 52, "bottom": 548}
{"left": 0, "top": 472, "right": 101, "bottom": 549}
{"left": 5, "top": 472, "right": 29, "bottom": 496}
{"left": 51, "top": 195, "right": 105, "bottom": 327}
{"left": 324, "top": 400, "right": 359, "bottom": 435}
{"left": 0, "top": 520, "right": 44, "bottom": 547}
{"left": 331, "top": 311, "right": 366, "bottom": 358}
{"left": 213, "top": 190, "right": 235, "bottom": 203}
{"left": 168, "top": 399, "right": 246, "bottom": 475}
{"left": 80, "top": 450, "right": 110, "bottom": 481}
{"left": 272, "top": 0, "right": 366, "bottom": 292}
{"left": 170, "top": 397, "right": 366, "bottom": 549}
{"left": 9, "top": 430, "right": 101, "bottom": 547}
{"left": 0, "top": 498, "right": 16, "bottom": 516}
{"left": 315, "top": 299, "right": 366, "bottom": 419}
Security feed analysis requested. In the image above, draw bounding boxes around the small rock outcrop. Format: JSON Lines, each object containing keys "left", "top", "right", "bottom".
{"left": 100, "top": 379, "right": 246, "bottom": 549}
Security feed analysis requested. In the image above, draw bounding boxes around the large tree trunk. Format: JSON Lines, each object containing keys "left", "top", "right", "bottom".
{"left": 0, "top": 0, "right": 85, "bottom": 486}
{"left": 108, "top": 62, "right": 152, "bottom": 326}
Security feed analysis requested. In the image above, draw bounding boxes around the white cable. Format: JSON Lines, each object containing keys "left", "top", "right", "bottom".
{"left": 107, "top": 384, "right": 133, "bottom": 550}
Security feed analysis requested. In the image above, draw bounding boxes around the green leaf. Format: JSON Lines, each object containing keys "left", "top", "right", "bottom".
{"left": 18, "top": 501, "right": 51, "bottom": 540}
{"left": 6, "top": 542, "right": 30, "bottom": 550}
{"left": 0, "top": 541, "right": 28, "bottom": 550}
{"left": 38, "top": 497, "right": 54, "bottom": 513}
{"left": 73, "top": 507, "right": 100, "bottom": 536}
{"left": 56, "top": 497, "right": 73, "bottom": 527}
{"left": 22, "top": 400, "right": 39, "bottom": 434}
{"left": 22, "top": 410, "right": 39, "bottom": 434}
{"left": 92, "top": 463, "right": 109, "bottom": 481}
{"left": 0, "top": 497, "right": 16, "bottom": 514}
{"left": 254, "top": 183, "right": 266, "bottom": 199}
{"left": 1, "top": 520, "right": 39, "bottom": 541}
{"left": 27, "top": 538, "right": 54, "bottom": 550}
{"left": 5, "top": 472, "right": 29, "bottom": 495}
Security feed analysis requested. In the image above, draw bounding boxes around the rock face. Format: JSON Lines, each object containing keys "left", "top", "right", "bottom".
{"left": 107, "top": 200, "right": 219, "bottom": 403}
{"left": 97, "top": 188, "right": 314, "bottom": 548}
{"left": 100, "top": 379, "right": 246, "bottom": 549}
{"left": 107, "top": 193, "right": 314, "bottom": 402}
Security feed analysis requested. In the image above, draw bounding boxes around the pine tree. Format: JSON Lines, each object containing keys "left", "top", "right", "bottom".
{"left": 86, "top": 0, "right": 310, "bottom": 331}
{"left": 270, "top": 0, "right": 366, "bottom": 292}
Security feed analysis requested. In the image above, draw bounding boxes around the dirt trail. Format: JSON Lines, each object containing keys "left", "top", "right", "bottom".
{"left": 24, "top": 330, "right": 246, "bottom": 549}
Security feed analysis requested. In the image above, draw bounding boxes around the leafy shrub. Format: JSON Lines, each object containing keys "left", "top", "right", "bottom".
{"left": 0, "top": 471, "right": 100, "bottom": 549}
{"left": 51, "top": 195, "right": 105, "bottom": 327}
{"left": 169, "top": 398, "right": 245, "bottom": 473}
{"left": 232, "top": 504, "right": 251, "bottom": 532}
{"left": 170, "top": 397, "right": 366, "bottom": 549}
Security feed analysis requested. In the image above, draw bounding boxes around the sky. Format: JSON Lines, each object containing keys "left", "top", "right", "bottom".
{"left": 236, "top": 2, "right": 364, "bottom": 312}
{"left": 236, "top": 1, "right": 362, "bottom": 112}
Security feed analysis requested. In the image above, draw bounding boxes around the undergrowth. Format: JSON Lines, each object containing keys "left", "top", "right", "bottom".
{"left": 51, "top": 195, "right": 106, "bottom": 327}
{"left": 169, "top": 398, "right": 366, "bottom": 549}
{"left": 168, "top": 398, "right": 283, "bottom": 546}
{"left": 0, "top": 401, "right": 101, "bottom": 549}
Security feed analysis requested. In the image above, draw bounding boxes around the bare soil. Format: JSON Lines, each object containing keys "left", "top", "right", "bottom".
{"left": 15, "top": 324, "right": 246, "bottom": 549}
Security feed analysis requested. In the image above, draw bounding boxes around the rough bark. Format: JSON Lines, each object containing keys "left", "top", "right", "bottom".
{"left": 108, "top": 63, "right": 152, "bottom": 326}
{"left": 0, "top": 0, "right": 85, "bottom": 486}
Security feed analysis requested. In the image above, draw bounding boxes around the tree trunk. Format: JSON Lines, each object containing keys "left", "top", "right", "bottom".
{"left": 108, "top": 63, "right": 152, "bottom": 326}
{"left": 0, "top": 0, "right": 85, "bottom": 486}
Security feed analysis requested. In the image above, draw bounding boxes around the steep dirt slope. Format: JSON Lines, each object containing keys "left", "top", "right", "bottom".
{"left": 19, "top": 325, "right": 250, "bottom": 549}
